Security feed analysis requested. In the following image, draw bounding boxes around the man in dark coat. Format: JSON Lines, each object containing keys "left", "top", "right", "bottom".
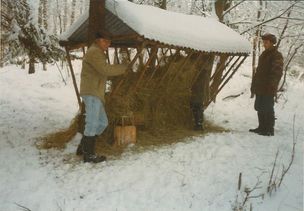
{"left": 250, "top": 33, "right": 283, "bottom": 136}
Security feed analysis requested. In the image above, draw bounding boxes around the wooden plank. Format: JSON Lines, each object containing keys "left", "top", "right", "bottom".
{"left": 157, "top": 48, "right": 181, "bottom": 87}
{"left": 65, "top": 47, "right": 82, "bottom": 108}
{"left": 205, "top": 56, "right": 247, "bottom": 108}
{"left": 133, "top": 48, "right": 158, "bottom": 90}
{"left": 110, "top": 42, "right": 147, "bottom": 96}
{"left": 210, "top": 55, "right": 234, "bottom": 81}
{"left": 145, "top": 48, "right": 170, "bottom": 86}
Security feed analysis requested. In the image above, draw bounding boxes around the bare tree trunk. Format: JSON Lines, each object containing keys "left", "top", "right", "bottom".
{"left": 79, "top": 0, "right": 84, "bottom": 14}
{"left": 276, "top": 10, "right": 291, "bottom": 49}
{"left": 215, "top": 0, "right": 231, "bottom": 22}
{"left": 28, "top": 54, "right": 35, "bottom": 74}
{"left": 38, "top": 0, "right": 48, "bottom": 71}
{"left": 63, "top": 0, "right": 68, "bottom": 32}
{"left": 251, "top": 0, "right": 263, "bottom": 96}
{"left": 210, "top": 0, "right": 231, "bottom": 101}
{"left": 279, "top": 43, "right": 303, "bottom": 91}
{"left": 71, "top": 0, "right": 76, "bottom": 24}
{"left": 42, "top": 0, "right": 47, "bottom": 29}
{"left": 56, "top": 0, "right": 62, "bottom": 34}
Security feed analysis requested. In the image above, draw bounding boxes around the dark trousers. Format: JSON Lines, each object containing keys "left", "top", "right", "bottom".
{"left": 254, "top": 95, "right": 275, "bottom": 132}
{"left": 254, "top": 95, "right": 274, "bottom": 113}
{"left": 190, "top": 102, "right": 204, "bottom": 128}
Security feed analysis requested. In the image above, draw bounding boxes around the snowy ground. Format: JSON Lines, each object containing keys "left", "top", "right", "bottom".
{"left": 0, "top": 58, "right": 303, "bottom": 211}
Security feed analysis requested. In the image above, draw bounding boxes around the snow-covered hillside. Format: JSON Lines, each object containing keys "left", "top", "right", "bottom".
{"left": 0, "top": 59, "right": 303, "bottom": 211}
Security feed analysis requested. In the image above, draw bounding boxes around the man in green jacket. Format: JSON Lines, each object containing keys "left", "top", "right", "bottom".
{"left": 250, "top": 33, "right": 283, "bottom": 136}
{"left": 77, "top": 33, "right": 126, "bottom": 163}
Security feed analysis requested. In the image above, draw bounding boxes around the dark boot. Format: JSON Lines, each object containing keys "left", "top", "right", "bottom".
{"left": 193, "top": 106, "right": 204, "bottom": 131}
{"left": 82, "top": 136, "right": 106, "bottom": 163}
{"left": 259, "top": 112, "right": 274, "bottom": 136}
{"left": 76, "top": 135, "right": 99, "bottom": 156}
{"left": 249, "top": 112, "right": 264, "bottom": 133}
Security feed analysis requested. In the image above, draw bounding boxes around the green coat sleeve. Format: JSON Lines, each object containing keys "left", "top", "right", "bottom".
{"left": 85, "top": 46, "right": 126, "bottom": 77}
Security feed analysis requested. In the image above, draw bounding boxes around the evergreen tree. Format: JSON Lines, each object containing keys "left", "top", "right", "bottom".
{"left": 3, "top": 0, "right": 64, "bottom": 73}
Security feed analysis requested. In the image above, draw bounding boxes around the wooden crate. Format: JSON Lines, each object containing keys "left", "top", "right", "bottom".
{"left": 114, "top": 116, "right": 136, "bottom": 146}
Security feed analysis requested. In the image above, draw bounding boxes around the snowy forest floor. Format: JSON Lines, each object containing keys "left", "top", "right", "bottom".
{"left": 0, "top": 58, "right": 303, "bottom": 211}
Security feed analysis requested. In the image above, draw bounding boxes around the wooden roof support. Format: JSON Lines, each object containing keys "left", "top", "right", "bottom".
{"left": 144, "top": 48, "right": 170, "bottom": 87}
{"left": 210, "top": 55, "right": 234, "bottom": 81}
{"left": 133, "top": 47, "right": 159, "bottom": 91}
{"left": 65, "top": 47, "right": 82, "bottom": 108}
{"left": 210, "top": 55, "right": 230, "bottom": 101}
{"left": 114, "top": 47, "right": 120, "bottom": 64}
{"left": 125, "top": 47, "right": 131, "bottom": 62}
{"left": 157, "top": 48, "right": 181, "bottom": 87}
{"left": 88, "top": 0, "right": 105, "bottom": 46}
{"left": 206, "top": 56, "right": 247, "bottom": 108}
{"left": 110, "top": 42, "right": 147, "bottom": 97}
{"left": 147, "top": 47, "right": 160, "bottom": 66}
{"left": 82, "top": 47, "right": 86, "bottom": 57}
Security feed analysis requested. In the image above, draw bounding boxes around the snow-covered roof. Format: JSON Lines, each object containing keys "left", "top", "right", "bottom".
{"left": 60, "top": 0, "right": 251, "bottom": 54}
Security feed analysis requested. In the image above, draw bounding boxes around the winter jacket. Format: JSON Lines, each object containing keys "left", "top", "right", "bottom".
{"left": 80, "top": 43, "right": 126, "bottom": 103}
{"left": 251, "top": 46, "right": 283, "bottom": 96}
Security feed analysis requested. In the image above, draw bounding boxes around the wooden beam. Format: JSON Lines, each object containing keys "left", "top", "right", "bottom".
{"left": 110, "top": 42, "right": 147, "bottom": 96}
{"left": 114, "top": 47, "right": 120, "bottom": 64}
{"left": 88, "top": 0, "right": 105, "bottom": 46}
{"left": 205, "top": 56, "right": 248, "bottom": 108}
{"left": 157, "top": 48, "right": 181, "bottom": 87}
{"left": 210, "top": 55, "right": 234, "bottom": 81}
{"left": 65, "top": 47, "right": 82, "bottom": 108}
{"left": 133, "top": 48, "right": 158, "bottom": 90}
{"left": 145, "top": 48, "right": 170, "bottom": 86}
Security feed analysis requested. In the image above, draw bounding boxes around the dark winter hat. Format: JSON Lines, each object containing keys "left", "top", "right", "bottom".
{"left": 261, "top": 33, "right": 277, "bottom": 44}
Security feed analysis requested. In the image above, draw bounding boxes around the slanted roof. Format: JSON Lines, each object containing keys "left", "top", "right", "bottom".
{"left": 59, "top": 0, "right": 251, "bottom": 55}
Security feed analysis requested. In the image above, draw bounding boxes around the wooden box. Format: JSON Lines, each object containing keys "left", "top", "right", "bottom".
{"left": 114, "top": 116, "right": 136, "bottom": 146}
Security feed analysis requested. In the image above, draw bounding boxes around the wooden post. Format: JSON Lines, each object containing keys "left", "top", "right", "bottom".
{"left": 206, "top": 56, "right": 247, "bottom": 108}
{"left": 133, "top": 48, "right": 158, "bottom": 90}
{"left": 210, "top": 55, "right": 234, "bottom": 81}
{"left": 218, "top": 56, "right": 242, "bottom": 83}
{"left": 82, "top": 47, "right": 86, "bottom": 56}
{"left": 65, "top": 47, "right": 82, "bottom": 108}
{"left": 88, "top": 0, "right": 105, "bottom": 46}
{"left": 145, "top": 48, "right": 170, "bottom": 86}
{"left": 111, "top": 42, "right": 147, "bottom": 96}
{"left": 157, "top": 48, "right": 181, "bottom": 87}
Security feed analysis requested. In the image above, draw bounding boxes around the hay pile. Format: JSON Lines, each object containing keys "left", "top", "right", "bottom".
{"left": 39, "top": 52, "right": 226, "bottom": 153}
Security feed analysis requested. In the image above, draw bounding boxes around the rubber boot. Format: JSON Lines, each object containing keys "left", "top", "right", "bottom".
{"left": 82, "top": 136, "right": 106, "bottom": 163}
{"left": 249, "top": 112, "right": 264, "bottom": 133}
